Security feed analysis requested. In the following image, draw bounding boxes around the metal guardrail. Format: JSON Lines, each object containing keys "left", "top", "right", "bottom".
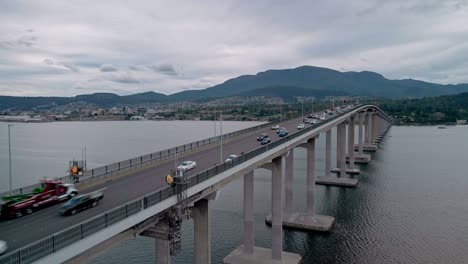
{"left": 0, "top": 105, "right": 391, "bottom": 264}
{"left": 1, "top": 111, "right": 312, "bottom": 198}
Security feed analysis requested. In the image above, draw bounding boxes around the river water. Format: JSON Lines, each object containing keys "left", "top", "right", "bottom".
{"left": 1, "top": 122, "right": 467, "bottom": 263}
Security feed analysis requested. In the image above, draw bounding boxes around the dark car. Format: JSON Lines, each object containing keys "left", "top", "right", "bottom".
{"left": 276, "top": 127, "right": 286, "bottom": 134}
{"left": 260, "top": 138, "right": 271, "bottom": 145}
{"left": 278, "top": 130, "right": 288, "bottom": 137}
{"left": 257, "top": 133, "right": 269, "bottom": 141}
{"left": 59, "top": 189, "right": 104, "bottom": 216}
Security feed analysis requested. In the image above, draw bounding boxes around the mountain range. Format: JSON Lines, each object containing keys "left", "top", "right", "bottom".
{"left": 2, "top": 65, "right": 468, "bottom": 110}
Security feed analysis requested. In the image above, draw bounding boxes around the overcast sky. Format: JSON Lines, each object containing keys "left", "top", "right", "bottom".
{"left": 1, "top": 0, "right": 467, "bottom": 97}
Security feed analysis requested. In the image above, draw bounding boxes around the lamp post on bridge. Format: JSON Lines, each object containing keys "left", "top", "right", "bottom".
{"left": 213, "top": 110, "right": 217, "bottom": 136}
{"left": 8, "top": 124, "right": 13, "bottom": 196}
{"left": 220, "top": 111, "right": 223, "bottom": 163}
{"left": 280, "top": 104, "right": 282, "bottom": 123}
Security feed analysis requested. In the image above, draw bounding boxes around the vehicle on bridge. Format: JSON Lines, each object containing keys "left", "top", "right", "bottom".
{"left": 225, "top": 154, "right": 239, "bottom": 163}
{"left": 59, "top": 189, "right": 105, "bottom": 216}
{"left": 0, "top": 240, "right": 6, "bottom": 255}
{"left": 271, "top": 125, "right": 280, "bottom": 130}
{"left": 297, "top": 124, "right": 305, "bottom": 130}
{"left": 177, "top": 161, "right": 197, "bottom": 171}
{"left": 278, "top": 130, "right": 289, "bottom": 137}
{"left": 257, "top": 133, "right": 269, "bottom": 141}
{"left": 276, "top": 127, "right": 286, "bottom": 134}
{"left": 0, "top": 179, "right": 78, "bottom": 218}
{"left": 260, "top": 137, "right": 271, "bottom": 145}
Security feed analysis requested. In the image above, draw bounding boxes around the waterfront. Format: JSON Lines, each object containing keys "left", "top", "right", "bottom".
{"left": 1, "top": 122, "right": 467, "bottom": 263}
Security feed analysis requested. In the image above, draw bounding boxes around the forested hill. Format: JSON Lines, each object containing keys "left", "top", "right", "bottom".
{"left": 379, "top": 92, "right": 468, "bottom": 124}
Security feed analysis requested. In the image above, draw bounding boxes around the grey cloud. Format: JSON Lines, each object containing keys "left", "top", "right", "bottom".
{"left": 43, "top": 58, "right": 80, "bottom": 72}
{"left": 62, "top": 63, "right": 80, "bottom": 72}
{"left": 0, "top": 33, "right": 38, "bottom": 49}
{"left": 87, "top": 72, "right": 139, "bottom": 84}
{"left": 129, "top": 65, "right": 145, "bottom": 71}
{"left": 148, "top": 64, "right": 178, "bottom": 76}
{"left": 112, "top": 75, "right": 139, "bottom": 84}
{"left": 100, "top": 64, "right": 118, "bottom": 72}
{"left": 43, "top": 58, "right": 54, "bottom": 65}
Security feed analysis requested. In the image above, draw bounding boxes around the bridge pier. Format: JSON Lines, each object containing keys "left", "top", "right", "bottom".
{"left": 193, "top": 199, "right": 210, "bottom": 264}
{"left": 224, "top": 157, "right": 301, "bottom": 264}
{"left": 267, "top": 136, "right": 335, "bottom": 232}
{"left": 345, "top": 116, "right": 360, "bottom": 175}
{"left": 140, "top": 222, "right": 171, "bottom": 264}
{"left": 351, "top": 111, "right": 371, "bottom": 163}
{"left": 319, "top": 123, "right": 358, "bottom": 187}
{"left": 284, "top": 150, "right": 294, "bottom": 217}
{"left": 356, "top": 111, "right": 378, "bottom": 152}
{"left": 325, "top": 129, "right": 332, "bottom": 177}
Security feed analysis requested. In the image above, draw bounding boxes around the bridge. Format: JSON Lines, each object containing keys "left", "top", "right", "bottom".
{"left": 0, "top": 104, "right": 391, "bottom": 264}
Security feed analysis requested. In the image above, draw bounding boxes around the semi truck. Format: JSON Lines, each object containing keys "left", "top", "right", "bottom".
{"left": 0, "top": 179, "right": 78, "bottom": 218}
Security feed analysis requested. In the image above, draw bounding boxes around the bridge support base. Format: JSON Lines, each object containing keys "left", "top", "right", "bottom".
{"left": 265, "top": 213, "right": 335, "bottom": 232}
{"left": 354, "top": 144, "right": 378, "bottom": 152}
{"left": 330, "top": 167, "right": 360, "bottom": 175}
{"left": 346, "top": 153, "right": 371, "bottom": 164}
{"left": 315, "top": 176, "right": 358, "bottom": 187}
{"left": 346, "top": 168, "right": 360, "bottom": 175}
{"left": 223, "top": 245, "right": 301, "bottom": 264}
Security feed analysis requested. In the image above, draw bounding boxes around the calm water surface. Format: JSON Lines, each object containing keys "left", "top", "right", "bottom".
{"left": 1, "top": 122, "right": 467, "bottom": 263}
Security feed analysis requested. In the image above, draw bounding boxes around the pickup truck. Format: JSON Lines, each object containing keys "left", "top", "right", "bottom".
{"left": 1, "top": 179, "right": 78, "bottom": 218}
{"left": 59, "top": 188, "right": 105, "bottom": 216}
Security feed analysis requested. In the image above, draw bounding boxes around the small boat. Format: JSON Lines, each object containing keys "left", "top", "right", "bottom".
{"left": 437, "top": 126, "right": 447, "bottom": 129}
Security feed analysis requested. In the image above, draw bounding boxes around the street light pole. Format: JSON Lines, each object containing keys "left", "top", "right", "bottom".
{"left": 301, "top": 99, "right": 304, "bottom": 122}
{"left": 220, "top": 111, "right": 223, "bottom": 163}
{"left": 280, "top": 104, "right": 282, "bottom": 123}
{"left": 8, "top": 124, "right": 13, "bottom": 195}
{"left": 214, "top": 111, "right": 217, "bottom": 136}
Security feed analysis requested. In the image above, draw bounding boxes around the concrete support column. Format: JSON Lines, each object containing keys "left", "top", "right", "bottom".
{"left": 325, "top": 130, "right": 331, "bottom": 177}
{"left": 358, "top": 112, "right": 364, "bottom": 155}
{"left": 348, "top": 116, "right": 355, "bottom": 169}
{"left": 140, "top": 222, "right": 171, "bottom": 264}
{"left": 271, "top": 156, "right": 283, "bottom": 261}
{"left": 364, "top": 113, "right": 369, "bottom": 143}
{"left": 194, "top": 199, "right": 210, "bottom": 264}
{"left": 336, "top": 125, "right": 342, "bottom": 168}
{"left": 306, "top": 137, "right": 317, "bottom": 216}
{"left": 243, "top": 171, "right": 254, "bottom": 255}
{"left": 339, "top": 123, "right": 347, "bottom": 177}
{"left": 156, "top": 238, "right": 170, "bottom": 264}
{"left": 368, "top": 112, "right": 374, "bottom": 144}
{"left": 284, "top": 150, "right": 294, "bottom": 216}
{"left": 372, "top": 114, "right": 378, "bottom": 142}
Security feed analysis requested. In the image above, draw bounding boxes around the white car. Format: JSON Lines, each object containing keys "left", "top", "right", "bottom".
{"left": 297, "top": 123, "right": 305, "bottom": 130}
{"left": 319, "top": 115, "right": 326, "bottom": 120}
{"left": 225, "top": 154, "right": 239, "bottom": 163}
{"left": 177, "top": 161, "right": 197, "bottom": 171}
{"left": 271, "top": 125, "right": 280, "bottom": 130}
{"left": 0, "top": 240, "right": 7, "bottom": 255}
{"left": 311, "top": 119, "right": 318, "bottom": 124}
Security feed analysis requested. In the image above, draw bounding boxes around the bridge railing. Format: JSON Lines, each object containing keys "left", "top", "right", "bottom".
{"left": 0, "top": 108, "right": 318, "bottom": 197}
{"left": 0, "top": 105, "right": 386, "bottom": 264}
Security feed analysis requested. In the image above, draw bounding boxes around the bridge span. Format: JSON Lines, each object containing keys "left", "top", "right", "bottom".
{"left": 0, "top": 104, "right": 391, "bottom": 264}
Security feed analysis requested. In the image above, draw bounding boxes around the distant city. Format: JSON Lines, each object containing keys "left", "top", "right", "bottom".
{"left": 0, "top": 96, "right": 355, "bottom": 123}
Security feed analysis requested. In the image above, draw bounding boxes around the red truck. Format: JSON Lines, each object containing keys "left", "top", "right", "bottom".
{"left": 0, "top": 179, "right": 78, "bottom": 218}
